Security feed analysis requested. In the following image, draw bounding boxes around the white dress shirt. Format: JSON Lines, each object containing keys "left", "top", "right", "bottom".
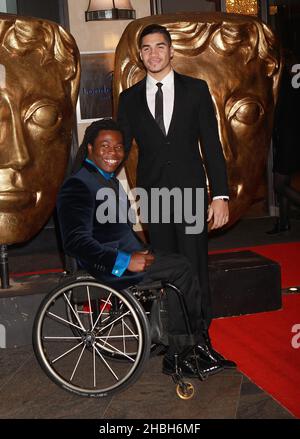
{"left": 146, "top": 69, "right": 174, "bottom": 134}
{"left": 146, "top": 69, "right": 228, "bottom": 201}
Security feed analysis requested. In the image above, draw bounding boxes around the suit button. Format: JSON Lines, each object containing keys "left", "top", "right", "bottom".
{"left": 166, "top": 141, "right": 170, "bottom": 145}
{"left": 166, "top": 161, "right": 171, "bottom": 165}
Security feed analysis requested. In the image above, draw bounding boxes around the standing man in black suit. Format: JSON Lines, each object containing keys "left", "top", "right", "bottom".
{"left": 117, "top": 24, "right": 236, "bottom": 369}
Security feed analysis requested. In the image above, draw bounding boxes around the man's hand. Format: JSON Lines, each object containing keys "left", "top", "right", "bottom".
{"left": 127, "top": 250, "right": 155, "bottom": 272}
{"left": 207, "top": 199, "right": 229, "bottom": 230}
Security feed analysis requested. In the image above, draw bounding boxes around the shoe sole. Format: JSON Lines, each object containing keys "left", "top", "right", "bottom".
{"left": 194, "top": 353, "right": 237, "bottom": 370}
{"left": 162, "top": 368, "right": 199, "bottom": 379}
{"left": 199, "top": 365, "right": 225, "bottom": 380}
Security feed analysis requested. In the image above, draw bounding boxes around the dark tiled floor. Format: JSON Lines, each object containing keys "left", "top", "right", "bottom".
{"left": 236, "top": 377, "right": 294, "bottom": 419}
{"left": 1, "top": 216, "right": 299, "bottom": 419}
{"left": 0, "top": 345, "right": 294, "bottom": 419}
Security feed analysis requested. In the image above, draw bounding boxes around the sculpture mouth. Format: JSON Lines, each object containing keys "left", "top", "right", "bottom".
{"left": 0, "top": 190, "right": 37, "bottom": 211}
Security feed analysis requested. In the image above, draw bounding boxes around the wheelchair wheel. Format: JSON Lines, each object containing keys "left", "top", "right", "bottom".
{"left": 33, "top": 276, "right": 151, "bottom": 397}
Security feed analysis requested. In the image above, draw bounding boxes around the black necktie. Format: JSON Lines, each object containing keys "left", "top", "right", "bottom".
{"left": 155, "top": 82, "right": 166, "bottom": 135}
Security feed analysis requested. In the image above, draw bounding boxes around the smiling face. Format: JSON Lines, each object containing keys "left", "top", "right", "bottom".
{"left": 140, "top": 32, "right": 174, "bottom": 80}
{"left": 87, "top": 130, "right": 125, "bottom": 173}
{"left": 0, "top": 48, "right": 75, "bottom": 244}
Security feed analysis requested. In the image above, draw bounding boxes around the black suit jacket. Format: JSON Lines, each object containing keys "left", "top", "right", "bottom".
{"left": 117, "top": 71, "right": 228, "bottom": 197}
{"left": 57, "top": 162, "right": 145, "bottom": 288}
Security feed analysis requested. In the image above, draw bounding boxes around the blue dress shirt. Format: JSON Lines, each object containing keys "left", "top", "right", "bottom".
{"left": 85, "top": 158, "right": 131, "bottom": 277}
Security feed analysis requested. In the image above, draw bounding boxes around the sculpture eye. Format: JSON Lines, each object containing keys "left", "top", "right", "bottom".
{"left": 25, "top": 101, "right": 62, "bottom": 129}
{"left": 227, "top": 98, "right": 264, "bottom": 126}
{"left": 31, "top": 105, "right": 60, "bottom": 128}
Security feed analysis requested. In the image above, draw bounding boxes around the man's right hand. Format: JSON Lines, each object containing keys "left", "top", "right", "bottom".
{"left": 127, "top": 250, "right": 155, "bottom": 272}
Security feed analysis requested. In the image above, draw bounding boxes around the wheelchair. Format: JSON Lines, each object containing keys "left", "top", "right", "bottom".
{"left": 32, "top": 266, "right": 200, "bottom": 400}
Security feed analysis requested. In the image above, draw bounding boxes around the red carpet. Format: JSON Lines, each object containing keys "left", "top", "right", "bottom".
{"left": 210, "top": 242, "right": 300, "bottom": 417}
{"left": 209, "top": 241, "right": 300, "bottom": 288}
{"left": 210, "top": 294, "right": 300, "bottom": 417}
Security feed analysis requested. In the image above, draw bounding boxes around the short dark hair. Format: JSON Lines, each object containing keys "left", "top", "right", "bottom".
{"left": 83, "top": 119, "right": 123, "bottom": 148}
{"left": 138, "top": 24, "right": 172, "bottom": 48}
{"left": 72, "top": 119, "right": 123, "bottom": 173}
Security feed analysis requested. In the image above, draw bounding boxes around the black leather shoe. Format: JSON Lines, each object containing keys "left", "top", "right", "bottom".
{"left": 194, "top": 344, "right": 237, "bottom": 369}
{"left": 195, "top": 356, "right": 224, "bottom": 378}
{"left": 162, "top": 354, "right": 199, "bottom": 378}
{"left": 162, "top": 352, "right": 225, "bottom": 379}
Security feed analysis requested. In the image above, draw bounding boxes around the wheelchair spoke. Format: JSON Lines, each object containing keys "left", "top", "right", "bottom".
{"left": 96, "top": 335, "right": 139, "bottom": 340}
{"left": 64, "top": 293, "right": 86, "bottom": 331}
{"left": 70, "top": 344, "right": 86, "bottom": 381}
{"left": 93, "top": 346, "right": 96, "bottom": 388}
{"left": 99, "top": 322, "right": 114, "bottom": 348}
{"left": 122, "top": 319, "right": 139, "bottom": 340}
{"left": 47, "top": 311, "right": 84, "bottom": 332}
{"left": 44, "top": 336, "right": 82, "bottom": 341}
{"left": 122, "top": 319, "right": 126, "bottom": 354}
{"left": 98, "top": 310, "right": 131, "bottom": 334}
{"left": 86, "top": 286, "right": 94, "bottom": 328}
{"left": 51, "top": 341, "right": 84, "bottom": 364}
{"left": 120, "top": 317, "right": 139, "bottom": 355}
{"left": 91, "top": 293, "right": 113, "bottom": 331}
{"left": 97, "top": 311, "right": 111, "bottom": 324}
{"left": 94, "top": 344, "right": 119, "bottom": 381}
{"left": 95, "top": 339, "right": 135, "bottom": 362}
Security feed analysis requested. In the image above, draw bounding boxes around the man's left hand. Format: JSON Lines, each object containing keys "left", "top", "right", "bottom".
{"left": 207, "top": 199, "right": 229, "bottom": 230}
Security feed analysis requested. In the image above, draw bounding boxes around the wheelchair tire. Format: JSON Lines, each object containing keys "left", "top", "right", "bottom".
{"left": 33, "top": 275, "right": 151, "bottom": 398}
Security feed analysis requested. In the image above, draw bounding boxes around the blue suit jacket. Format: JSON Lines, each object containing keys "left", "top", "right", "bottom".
{"left": 57, "top": 162, "right": 145, "bottom": 288}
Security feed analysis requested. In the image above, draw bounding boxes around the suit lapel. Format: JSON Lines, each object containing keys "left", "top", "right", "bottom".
{"left": 83, "top": 162, "right": 120, "bottom": 208}
{"left": 167, "top": 71, "right": 184, "bottom": 139}
{"left": 83, "top": 161, "right": 112, "bottom": 188}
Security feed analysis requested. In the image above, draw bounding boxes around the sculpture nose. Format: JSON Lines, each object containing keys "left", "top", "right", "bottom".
{"left": 10, "top": 120, "right": 30, "bottom": 170}
{"left": 0, "top": 105, "right": 30, "bottom": 171}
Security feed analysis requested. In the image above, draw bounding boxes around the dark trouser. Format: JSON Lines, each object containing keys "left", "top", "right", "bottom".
{"left": 147, "top": 221, "right": 212, "bottom": 328}
{"left": 145, "top": 177, "right": 212, "bottom": 328}
{"left": 140, "top": 251, "right": 205, "bottom": 354}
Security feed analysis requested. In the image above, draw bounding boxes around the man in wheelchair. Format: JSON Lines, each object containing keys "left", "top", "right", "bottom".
{"left": 57, "top": 119, "right": 235, "bottom": 380}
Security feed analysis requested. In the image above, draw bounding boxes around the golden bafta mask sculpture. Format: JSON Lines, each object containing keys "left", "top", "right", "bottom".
{"left": 0, "top": 14, "right": 80, "bottom": 244}
{"left": 113, "top": 13, "right": 282, "bottom": 227}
